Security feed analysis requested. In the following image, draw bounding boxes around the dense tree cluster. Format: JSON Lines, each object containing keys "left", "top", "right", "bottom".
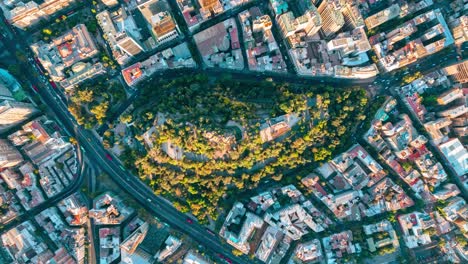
{"left": 68, "top": 78, "right": 126, "bottom": 128}
{"left": 121, "top": 75, "right": 369, "bottom": 221}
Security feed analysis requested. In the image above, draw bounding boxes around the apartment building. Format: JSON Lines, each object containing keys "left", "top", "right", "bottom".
{"left": 318, "top": 0, "right": 345, "bottom": 38}
{"left": 2, "top": 0, "right": 76, "bottom": 29}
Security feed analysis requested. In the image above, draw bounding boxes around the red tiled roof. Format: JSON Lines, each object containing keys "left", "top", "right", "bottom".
{"left": 230, "top": 27, "right": 240, "bottom": 50}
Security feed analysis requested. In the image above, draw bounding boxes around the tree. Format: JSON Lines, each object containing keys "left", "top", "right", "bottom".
{"left": 7, "top": 65, "right": 21, "bottom": 78}
{"left": 120, "top": 114, "right": 133, "bottom": 124}
{"left": 402, "top": 72, "right": 423, "bottom": 84}
{"left": 42, "top": 28, "right": 52, "bottom": 35}
{"left": 15, "top": 51, "right": 27, "bottom": 62}
{"left": 77, "top": 89, "right": 94, "bottom": 103}
{"left": 388, "top": 212, "right": 397, "bottom": 223}
{"left": 422, "top": 94, "right": 438, "bottom": 107}
{"left": 69, "top": 137, "right": 77, "bottom": 145}
{"left": 313, "top": 148, "right": 332, "bottom": 162}
{"left": 423, "top": 227, "right": 436, "bottom": 236}
{"left": 127, "top": 77, "right": 369, "bottom": 222}
{"left": 90, "top": 101, "right": 109, "bottom": 124}
{"left": 455, "top": 235, "right": 467, "bottom": 247}
{"left": 232, "top": 249, "right": 244, "bottom": 256}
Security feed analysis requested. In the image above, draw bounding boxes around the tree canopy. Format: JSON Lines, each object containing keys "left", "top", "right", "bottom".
{"left": 120, "top": 75, "right": 370, "bottom": 221}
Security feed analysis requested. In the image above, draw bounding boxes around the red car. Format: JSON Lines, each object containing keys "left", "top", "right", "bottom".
{"left": 31, "top": 85, "right": 38, "bottom": 92}
{"left": 105, "top": 153, "right": 113, "bottom": 161}
{"left": 186, "top": 218, "right": 193, "bottom": 224}
{"left": 216, "top": 254, "right": 231, "bottom": 264}
{"left": 49, "top": 81, "right": 57, "bottom": 89}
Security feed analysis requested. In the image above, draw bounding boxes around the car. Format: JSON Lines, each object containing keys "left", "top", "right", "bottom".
{"left": 31, "top": 85, "right": 38, "bottom": 92}
{"left": 224, "top": 257, "right": 232, "bottom": 264}
{"left": 147, "top": 198, "right": 152, "bottom": 202}
{"left": 49, "top": 81, "right": 57, "bottom": 89}
{"left": 186, "top": 218, "right": 193, "bottom": 224}
{"left": 206, "top": 228, "right": 215, "bottom": 235}
{"left": 105, "top": 153, "right": 113, "bottom": 161}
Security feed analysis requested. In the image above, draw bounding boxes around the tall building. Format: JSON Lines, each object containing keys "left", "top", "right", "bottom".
{"left": 138, "top": 0, "right": 179, "bottom": 45}
{"left": 438, "top": 138, "right": 468, "bottom": 177}
{"left": 278, "top": 7, "right": 322, "bottom": 39}
{"left": 198, "top": 0, "right": 223, "bottom": 19}
{"left": 451, "top": 15, "right": 467, "bottom": 46}
{"left": 2, "top": 0, "right": 76, "bottom": 29}
{"left": 437, "top": 88, "right": 464, "bottom": 105}
{"left": 120, "top": 222, "right": 169, "bottom": 264}
{"left": 318, "top": 0, "right": 345, "bottom": 38}
{"left": 101, "top": 0, "right": 118, "bottom": 7}
{"left": 277, "top": 0, "right": 322, "bottom": 40}
{"left": 0, "top": 100, "right": 37, "bottom": 127}
{"left": 116, "top": 35, "right": 144, "bottom": 57}
{"left": 97, "top": 9, "right": 145, "bottom": 65}
{"left": 0, "top": 139, "right": 23, "bottom": 168}
{"left": 364, "top": 4, "right": 400, "bottom": 30}
{"left": 151, "top": 12, "right": 179, "bottom": 44}
{"left": 443, "top": 60, "right": 468, "bottom": 84}
{"left": 326, "top": 27, "right": 370, "bottom": 57}
{"left": 341, "top": 0, "right": 364, "bottom": 29}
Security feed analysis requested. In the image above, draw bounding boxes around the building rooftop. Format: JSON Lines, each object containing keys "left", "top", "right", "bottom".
{"left": 290, "top": 239, "right": 323, "bottom": 263}
{"left": 365, "top": 4, "right": 400, "bottom": 30}
{"left": 438, "top": 138, "right": 468, "bottom": 177}
{"left": 30, "top": 24, "right": 99, "bottom": 84}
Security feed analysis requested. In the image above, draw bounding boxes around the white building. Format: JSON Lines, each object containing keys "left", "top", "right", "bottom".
{"left": 438, "top": 138, "right": 468, "bottom": 177}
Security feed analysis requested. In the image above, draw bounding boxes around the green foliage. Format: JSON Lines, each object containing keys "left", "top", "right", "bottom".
{"left": 455, "top": 235, "right": 467, "bottom": 247}
{"left": 401, "top": 161, "right": 413, "bottom": 172}
{"left": 85, "top": 18, "right": 98, "bottom": 33}
{"left": 7, "top": 65, "right": 21, "bottom": 78}
{"left": 402, "top": 72, "right": 423, "bottom": 84}
{"left": 119, "top": 114, "right": 133, "bottom": 124}
{"left": 68, "top": 78, "right": 126, "bottom": 127}
{"left": 90, "top": 101, "right": 109, "bottom": 124}
{"left": 313, "top": 147, "right": 332, "bottom": 162}
{"left": 378, "top": 244, "right": 396, "bottom": 256}
{"left": 232, "top": 249, "right": 244, "bottom": 256}
{"left": 126, "top": 76, "right": 369, "bottom": 221}
{"left": 72, "top": 89, "right": 94, "bottom": 104}
{"left": 42, "top": 28, "right": 52, "bottom": 35}
{"left": 421, "top": 94, "right": 438, "bottom": 107}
